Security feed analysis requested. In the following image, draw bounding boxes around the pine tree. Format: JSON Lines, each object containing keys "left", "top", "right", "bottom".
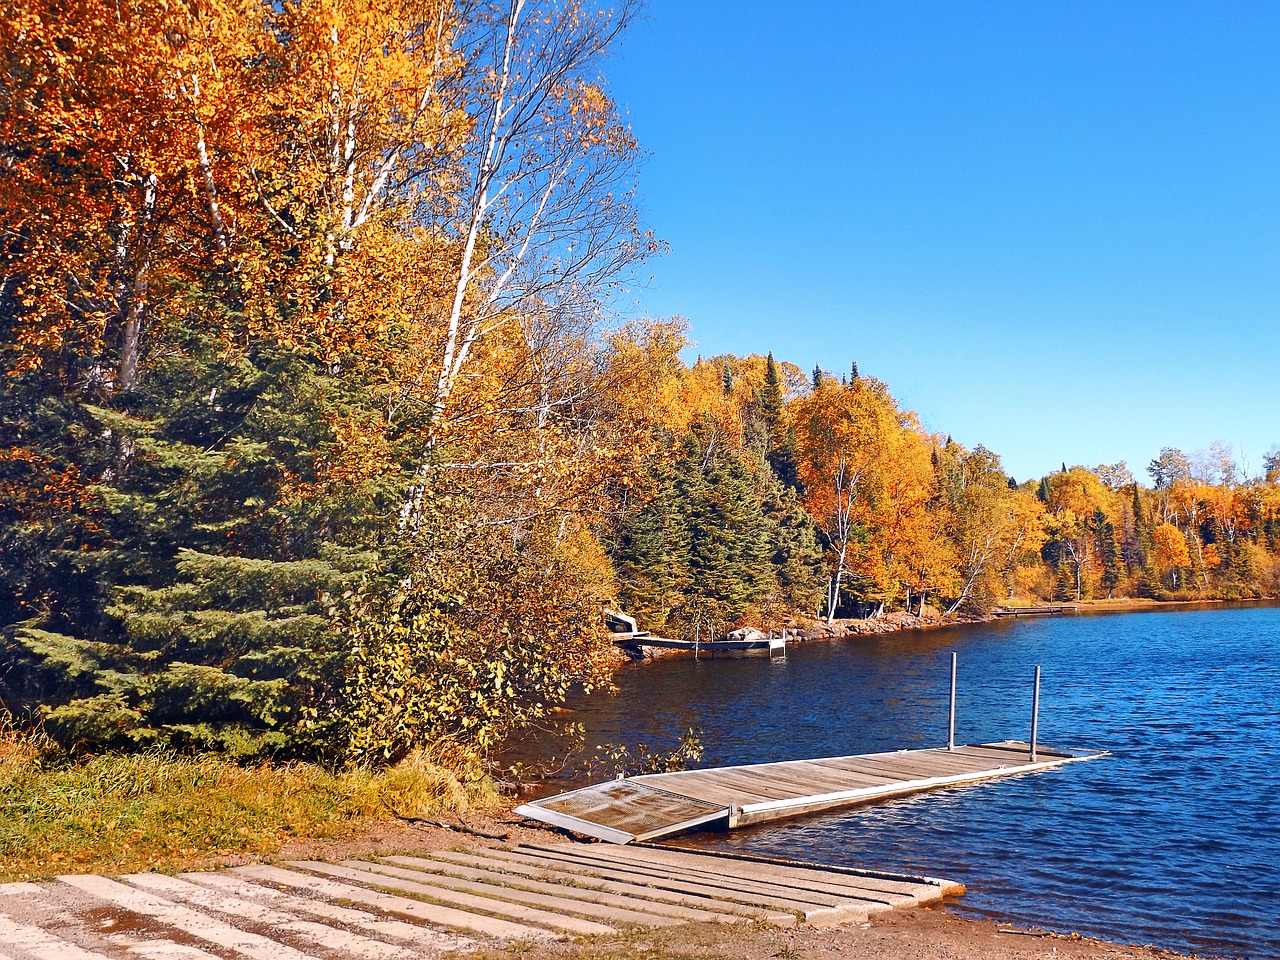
{"left": 812, "top": 365, "right": 823, "bottom": 389}
{"left": 850, "top": 360, "right": 859, "bottom": 380}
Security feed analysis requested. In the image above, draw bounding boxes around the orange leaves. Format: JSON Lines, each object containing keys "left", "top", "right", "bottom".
{"left": 1153, "top": 521, "right": 1191, "bottom": 571}
{"left": 0, "top": 446, "right": 99, "bottom": 528}
{"left": 790, "top": 377, "right": 947, "bottom": 610}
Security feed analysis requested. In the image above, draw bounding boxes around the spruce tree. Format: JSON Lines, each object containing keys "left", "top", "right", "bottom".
{"left": 0, "top": 337, "right": 393, "bottom": 756}
{"left": 612, "top": 462, "right": 690, "bottom": 631}
{"left": 760, "top": 478, "right": 825, "bottom": 613}
{"left": 760, "top": 353, "right": 784, "bottom": 437}
{"left": 1092, "top": 507, "right": 1122, "bottom": 599}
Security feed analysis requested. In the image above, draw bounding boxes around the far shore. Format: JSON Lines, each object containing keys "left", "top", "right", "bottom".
{"left": 615, "top": 595, "right": 1277, "bottom": 665}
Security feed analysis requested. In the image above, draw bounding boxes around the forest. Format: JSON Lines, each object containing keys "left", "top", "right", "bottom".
{"left": 4, "top": 0, "right": 1280, "bottom": 765}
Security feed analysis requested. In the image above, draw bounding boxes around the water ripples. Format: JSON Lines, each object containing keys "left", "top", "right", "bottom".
{"left": 554, "top": 604, "right": 1280, "bottom": 959}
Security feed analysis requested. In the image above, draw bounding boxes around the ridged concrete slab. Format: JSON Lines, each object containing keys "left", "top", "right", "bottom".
{"left": 0, "top": 840, "right": 963, "bottom": 956}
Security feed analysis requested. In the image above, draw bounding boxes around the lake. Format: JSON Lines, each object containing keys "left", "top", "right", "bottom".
{"left": 531, "top": 604, "right": 1280, "bottom": 960}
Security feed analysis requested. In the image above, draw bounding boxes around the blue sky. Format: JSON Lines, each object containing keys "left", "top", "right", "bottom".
{"left": 605, "top": 1, "right": 1280, "bottom": 482}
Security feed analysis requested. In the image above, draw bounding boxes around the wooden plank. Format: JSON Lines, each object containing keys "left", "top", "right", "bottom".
{"left": 656, "top": 769, "right": 806, "bottom": 801}
{"left": 229, "top": 864, "right": 554, "bottom": 941}
{"left": 686, "top": 764, "right": 864, "bottom": 797}
{"left": 831, "top": 755, "right": 1005, "bottom": 780}
{"left": 286, "top": 861, "right": 614, "bottom": 936}
{"left": 799, "top": 759, "right": 907, "bottom": 785}
{"left": 632, "top": 771, "right": 781, "bottom": 804}
{"left": 516, "top": 779, "right": 728, "bottom": 842}
{"left": 430, "top": 850, "right": 771, "bottom": 923}
{"left": 352, "top": 859, "right": 682, "bottom": 928}
{"left": 730, "top": 762, "right": 896, "bottom": 796}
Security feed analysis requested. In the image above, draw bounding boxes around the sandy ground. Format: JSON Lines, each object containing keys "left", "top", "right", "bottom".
{"left": 268, "top": 811, "right": 1201, "bottom": 960}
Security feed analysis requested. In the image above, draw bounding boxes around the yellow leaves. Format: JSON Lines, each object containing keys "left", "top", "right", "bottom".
{"left": 1153, "top": 522, "right": 1191, "bottom": 570}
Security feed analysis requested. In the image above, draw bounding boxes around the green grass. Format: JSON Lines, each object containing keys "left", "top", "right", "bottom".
{"left": 0, "top": 725, "right": 498, "bottom": 880}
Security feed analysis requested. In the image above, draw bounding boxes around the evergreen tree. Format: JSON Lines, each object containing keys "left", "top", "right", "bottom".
{"left": 1123, "top": 483, "right": 1151, "bottom": 573}
{"left": 1091, "top": 507, "right": 1122, "bottom": 599}
{"left": 678, "top": 433, "right": 773, "bottom": 630}
{"left": 850, "top": 360, "right": 860, "bottom": 380}
{"left": 0, "top": 336, "right": 394, "bottom": 756}
{"left": 612, "top": 462, "right": 690, "bottom": 632}
{"left": 760, "top": 353, "right": 784, "bottom": 435}
{"left": 760, "top": 478, "right": 825, "bottom": 613}
{"left": 812, "top": 365, "right": 823, "bottom": 389}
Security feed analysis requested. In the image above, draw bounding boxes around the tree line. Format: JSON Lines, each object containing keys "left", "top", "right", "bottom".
{"left": 3, "top": 0, "right": 1278, "bottom": 764}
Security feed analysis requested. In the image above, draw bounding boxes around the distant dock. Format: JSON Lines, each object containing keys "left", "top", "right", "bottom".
{"left": 992, "top": 604, "right": 1079, "bottom": 617}
{"left": 516, "top": 740, "right": 1105, "bottom": 843}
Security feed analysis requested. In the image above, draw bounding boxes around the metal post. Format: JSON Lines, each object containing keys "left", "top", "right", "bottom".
{"left": 947, "top": 652, "right": 957, "bottom": 751}
{"left": 1030, "top": 665, "right": 1041, "bottom": 762}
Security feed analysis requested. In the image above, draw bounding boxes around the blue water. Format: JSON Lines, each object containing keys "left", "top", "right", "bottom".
{"left": 546, "top": 605, "right": 1280, "bottom": 959}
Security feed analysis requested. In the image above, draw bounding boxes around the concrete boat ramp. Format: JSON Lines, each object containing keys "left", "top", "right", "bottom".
{"left": 517, "top": 739, "right": 1104, "bottom": 843}
{"left": 0, "top": 842, "right": 963, "bottom": 957}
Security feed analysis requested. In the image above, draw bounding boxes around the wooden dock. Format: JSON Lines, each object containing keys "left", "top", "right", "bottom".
{"left": 992, "top": 604, "right": 1079, "bottom": 617}
{"left": 0, "top": 842, "right": 964, "bottom": 954}
{"left": 517, "top": 740, "right": 1104, "bottom": 843}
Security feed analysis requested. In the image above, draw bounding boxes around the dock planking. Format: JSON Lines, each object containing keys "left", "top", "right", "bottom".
{"left": 517, "top": 739, "right": 1105, "bottom": 841}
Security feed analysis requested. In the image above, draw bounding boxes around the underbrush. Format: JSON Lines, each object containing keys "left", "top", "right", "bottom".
{"left": 0, "top": 723, "right": 498, "bottom": 880}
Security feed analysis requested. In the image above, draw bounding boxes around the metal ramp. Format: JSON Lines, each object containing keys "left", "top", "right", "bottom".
{"left": 514, "top": 779, "right": 730, "bottom": 844}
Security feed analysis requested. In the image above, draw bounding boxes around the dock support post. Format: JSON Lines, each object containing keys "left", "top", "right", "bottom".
{"left": 947, "top": 652, "right": 957, "bottom": 751}
{"left": 1030, "top": 665, "right": 1041, "bottom": 762}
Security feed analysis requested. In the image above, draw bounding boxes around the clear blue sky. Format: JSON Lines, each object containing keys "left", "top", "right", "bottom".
{"left": 605, "top": 0, "right": 1280, "bottom": 483}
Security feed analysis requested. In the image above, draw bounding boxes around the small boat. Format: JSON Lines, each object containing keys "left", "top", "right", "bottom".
{"left": 604, "top": 609, "right": 786, "bottom": 658}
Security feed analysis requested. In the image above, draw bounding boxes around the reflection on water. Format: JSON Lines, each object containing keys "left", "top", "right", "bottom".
{"left": 523, "top": 604, "right": 1280, "bottom": 960}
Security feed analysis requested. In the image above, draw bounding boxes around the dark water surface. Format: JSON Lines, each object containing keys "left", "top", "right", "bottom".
{"left": 543, "top": 605, "right": 1280, "bottom": 959}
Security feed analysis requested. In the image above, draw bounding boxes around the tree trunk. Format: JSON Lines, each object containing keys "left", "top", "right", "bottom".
{"left": 119, "top": 174, "right": 156, "bottom": 392}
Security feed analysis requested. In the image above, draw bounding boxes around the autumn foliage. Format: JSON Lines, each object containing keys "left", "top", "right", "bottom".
{"left": 3, "top": 0, "right": 1280, "bottom": 764}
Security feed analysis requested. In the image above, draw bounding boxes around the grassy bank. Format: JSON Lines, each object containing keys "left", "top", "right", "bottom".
{"left": 0, "top": 725, "right": 499, "bottom": 880}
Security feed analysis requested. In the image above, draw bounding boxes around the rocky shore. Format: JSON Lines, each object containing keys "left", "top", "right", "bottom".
{"left": 788, "top": 609, "right": 994, "bottom": 639}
